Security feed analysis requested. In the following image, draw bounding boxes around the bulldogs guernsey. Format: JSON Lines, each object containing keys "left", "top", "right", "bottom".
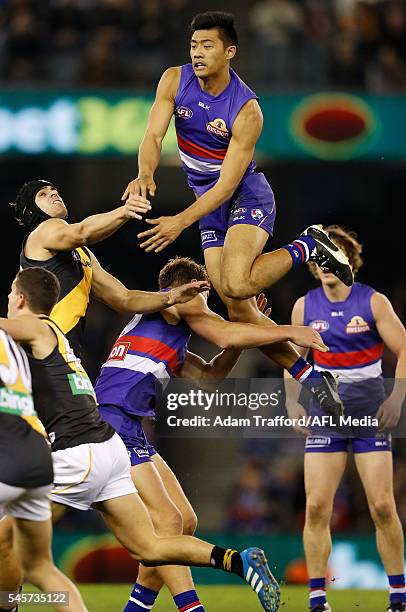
{"left": 174, "top": 64, "right": 276, "bottom": 249}
{"left": 95, "top": 311, "right": 190, "bottom": 419}
{"left": 304, "top": 282, "right": 386, "bottom": 414}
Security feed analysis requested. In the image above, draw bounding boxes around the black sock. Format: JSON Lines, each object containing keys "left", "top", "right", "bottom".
{"left": 210, "top": 546, "right": 244, "bottom": 577}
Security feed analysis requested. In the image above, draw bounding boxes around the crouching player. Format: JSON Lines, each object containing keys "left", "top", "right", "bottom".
{"left": 285, "top": 226, "right": 406, "bottom": 612}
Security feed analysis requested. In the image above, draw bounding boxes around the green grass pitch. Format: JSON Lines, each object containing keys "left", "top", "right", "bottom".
{"left": 21, "top": 584, "right": 389, "bottom": 611}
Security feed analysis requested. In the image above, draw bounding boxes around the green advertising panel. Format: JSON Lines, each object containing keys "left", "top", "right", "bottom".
{"left": 0, "top": 90, "right": 404, "bottom": 160}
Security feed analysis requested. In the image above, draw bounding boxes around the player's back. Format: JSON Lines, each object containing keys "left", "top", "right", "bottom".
{"left": 174, "top": 63, "right": 257, "bottom": 196}
{"left": 95, "top": 311, "right": 190, "bottom": 418}
{"left": 304, "top": 282, "right": 385, "bottom": 410}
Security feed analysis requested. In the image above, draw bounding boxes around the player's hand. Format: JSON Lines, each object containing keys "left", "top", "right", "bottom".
{"left": 166, "top": 280, "right": 211, "bottom": 305}
{"left": 376, "top": 396, "right": 402, "bottom": 430}
{"left": 290, "top": 326, "right": 329, "bottom": 352}
{"left": 256, "top": 293, "right": 272, "bottom": 318}
{"left": 138, "top": 215, "right": 185, "bottom": 253}
{"left": 122, "top": 194, "right": 151, "bottom": 220}
{"left": 286, "top": 401, "right": 310, "bottom": 435}
{"left": 122, "top": 175, "right": 157, "bottom": 201}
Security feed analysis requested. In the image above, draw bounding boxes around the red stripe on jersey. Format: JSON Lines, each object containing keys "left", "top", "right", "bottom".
{"left": 314, "top": 342, "right": 384, "bottom": 368}
{"left": 177, "top": 134, "right": 227, "bottom": 161}
{"left": 179, "top": 603, "right": 201, "bottom": 612}
{"left": 120, "top": 335, "right": 179, "bottom": 370}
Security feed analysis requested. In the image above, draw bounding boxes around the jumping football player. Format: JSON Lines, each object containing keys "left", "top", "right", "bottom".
{"left": 284, "top": 226, "right": 406, "bottom": 612}
{"left": 122, "top": 11, "right": 351, "bottom": 414}
{"left": 11, "top": 179, "right": 210, "bottom": 357}
{"left": 95, "top": 256, "right": 328, "bottom": 612}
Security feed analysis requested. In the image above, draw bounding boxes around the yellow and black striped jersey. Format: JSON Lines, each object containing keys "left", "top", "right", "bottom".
{"left": 0, "top": 329, "right": 44, "bottom": 434}
{"left": 26, "top": 317, "right": 114, "bottom": 452}
{"left": 20, "top": 238, "right": 93, "bottom": 356}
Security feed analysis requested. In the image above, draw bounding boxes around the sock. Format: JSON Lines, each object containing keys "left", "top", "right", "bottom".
{"left": 288, "top": 357, "right": 323, "bottom": 390}
{"left": 388, "top": 574, "right": 406, "bottom": 604}
{"left": 173, "top": 589, "right": 205, "bottom": 611}
{"left": 124, "top": 583, "right": 159, "bottom": 611}
{"left": 210, "top": 546, "right": 243, "bottom": 577}
{"left": 309, "top": 577, "right": 327, "bottom": 609}
{"left": 283, "top": 236, "right": 316, "bottom": 267}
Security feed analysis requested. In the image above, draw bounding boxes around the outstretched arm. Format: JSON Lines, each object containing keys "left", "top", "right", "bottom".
{"left": 90, "top": 252, "right": 209, "bottom": 314}
{"left": 372, "top": 292, "right": 406, "bottom": 429}
{"left": 27, "top": 195, "right": 151, "bottom": 254}
{"left": 138, "top": 99, "right": 263, "bottom": 253}
{"left": 121, "top": 67, "right": 180, "bottom": 201}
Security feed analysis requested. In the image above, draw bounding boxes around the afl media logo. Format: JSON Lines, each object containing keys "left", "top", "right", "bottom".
{"left": 310, "top": 320, "right": 330, "bottom": 332}
{"left": 175, "top": 106, "right": 193, "bottom": 119}
{"left": 206, "top": 118, "right": 229, "bottom": 138}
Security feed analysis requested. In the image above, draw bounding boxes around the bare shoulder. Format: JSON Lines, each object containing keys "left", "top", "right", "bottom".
{"left": 370, "top": 291, "right": 393, "bottom": 317}
{"left": 232, "top": 98, "right": 263, "bottom": 139}
{"left": 236, "top": 98, "right": 263, "bottom": 124}
{"left": 157, "top": 66, "right": 182, "bottom": 98}
{"left": 292, "top": 296, "right": 305, "bottom": 325}
{"left": 25, "top": 218, "right": 68, "bottom": 257}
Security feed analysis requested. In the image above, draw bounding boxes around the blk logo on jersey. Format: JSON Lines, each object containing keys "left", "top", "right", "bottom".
{"left": 198, "top": 101, "right": 210, "bottom": 110}
{"left": 175, "top": 106, "right": 193, "bottom": 119}
{"left": 310, "top": 319, "right": 330, "bottom": 332}
{"left": 108, "top": 341, "right": 131, "bottom": 361}
{"left": 251, "top": 208, "right": 264, "bottom": 220}
{"left": 346, "top": 315, "right": 370, "bottom": 334}
{"left": 206, "top": 118, "right": 229, "bottom": 138}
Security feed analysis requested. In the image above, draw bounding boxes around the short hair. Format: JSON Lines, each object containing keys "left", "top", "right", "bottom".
{"left": 308, "top": 225, "right": 364, "bottom": 279}
{"left": 159, "top": 256, "right": 209, "bottom": 289}
{"left": 191, "top": 12, "right": 238, "bottom": 47}
{"left": 15, "top": 268, "right": 60, "bottom": 315}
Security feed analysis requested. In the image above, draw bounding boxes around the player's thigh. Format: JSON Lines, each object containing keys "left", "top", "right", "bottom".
{"left": 304, "top": 451, "right": 347, "bottom": 505}
{"left": 129, "top": 461, "right": 182, "bottom": 534}
{"left": 354, "top": 451, "right": 394, "bottom": 503}
{"left": 95, "top": 493, "right": 156, "bottom": 557}
{"left": 222, "top": 224, "right": 269, "bottom": 283}
{"left": 151, "top": 453, "right": 197, "bottom": 534}
{"left": 0, "top": 515, "right": 14, "bottom": 556}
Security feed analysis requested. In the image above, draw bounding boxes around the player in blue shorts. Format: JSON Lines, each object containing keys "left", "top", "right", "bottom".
{"left": 121, "top": 11, "right": 352, "bottom": 411}
{"left": 96, "top": 256, "right": 329, "bottom": 612}
{"left": 285, "top": 226, "right": 406, "bottom": 612}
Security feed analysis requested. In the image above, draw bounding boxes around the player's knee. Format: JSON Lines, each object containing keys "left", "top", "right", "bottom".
{"left": 221, "top": 276, "right": 252, "bottom": 300}
{"left": 182, "top": 509, "right": 198, "bottom": 535}
{"left": 306, "top": 498, "right": 332, "bottom": 525}
{"left": 22, "top": 558, "right": 52, "bottom": 586}
{"left": 151, "top": 504, "right": 183, "bottom": 536}
{"left": 136, "top": 539, "right": 162, "bottom": 566}
{"left": 369, "top": 498, "right": 396, "bottom": 525}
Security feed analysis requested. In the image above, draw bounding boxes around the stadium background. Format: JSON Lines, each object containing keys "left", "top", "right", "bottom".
{"left": 1, "top": 0, "right": 406, "bottom": 608}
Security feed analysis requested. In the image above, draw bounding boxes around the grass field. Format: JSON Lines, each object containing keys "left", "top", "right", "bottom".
{"left": 20, "top": 584, "right": 389, "bottom": 611}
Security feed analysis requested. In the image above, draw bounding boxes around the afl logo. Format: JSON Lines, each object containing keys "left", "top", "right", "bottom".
{"left": 206, "top": 118, "right": 229, "bottom": 138}
{"left": 175, "top": 106, "right": 193, "bottom": 119}
{"left": 310, "top": 320, "right": 329, "bottom": 332}
{"left": 346, "top": 315, "right": 370, "bottom": 334}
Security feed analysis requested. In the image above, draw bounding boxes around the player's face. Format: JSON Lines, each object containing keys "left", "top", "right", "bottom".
{"left": 35, "top": 185, "right": 68, "bottom": 219}
{"left": 7, "top": 280, "right": 22, "bottom": 318}
{"left": 190, "top": 29, "right": 236, "bottom": 78}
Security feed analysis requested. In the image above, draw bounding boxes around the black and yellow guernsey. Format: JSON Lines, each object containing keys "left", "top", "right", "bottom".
{"left": 20, "top": 237, "right": 93, "bottom": 356}
{"left": 26, "top": 317, "right": 114, "bottom": 453}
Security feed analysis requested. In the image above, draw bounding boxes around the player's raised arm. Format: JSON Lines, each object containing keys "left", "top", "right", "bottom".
{"left": 176, "top": 293, "right": 328, "bottom": 351}
{"left": 89, "top": 251, "right": 209, "bottom": 314}
{"left": 122, "top": 67, "right": 181, "bottom": 201}
{"left": 371, "top": 292, "right": 406, "bottom": 429}
{"left": 138, "top": 99, "right": 263, "bottom": 253}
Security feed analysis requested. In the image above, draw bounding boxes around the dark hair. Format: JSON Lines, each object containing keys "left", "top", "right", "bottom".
{"left": 191, "top": 12, "right": 238, "bottom": 47}
{"left": 15, "top": 268, "right": 60, "bottom": 315}
{"left": 309, "top": 225, "right": 363, "bottom": 278}
{"left": 159, "top": 256, "right": 209, "bottom": 289}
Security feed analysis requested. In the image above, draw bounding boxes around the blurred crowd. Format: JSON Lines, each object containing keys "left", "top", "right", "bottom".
{"left": 1, "top": 0, "right": 406, "bottom": 91}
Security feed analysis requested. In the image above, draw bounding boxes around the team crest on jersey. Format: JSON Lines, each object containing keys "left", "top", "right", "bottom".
{"left": 346, "top": 315, "right": 370, "bottom": 334}
{"left": 251, "top": 208, "right": 264, "bottom": 220}
{"left": 175, "top": 106, "right": 193, "bottom": 119}
{"left": 108, "top": 341, "right": 131, "bottom": 361}
{"left": 206, "top": 118, "right": 229, "bottom": 138}
{"left": 310, "top": 320, "right": 330, "bottom": 332}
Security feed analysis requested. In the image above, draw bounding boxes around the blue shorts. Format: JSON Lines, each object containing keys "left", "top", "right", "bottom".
{"left": 199, "top": 172, "right": 276, "bottom": 250}
{"left": 98, "top": 405, "right": 157, "bottom": 466}
{"left": 305, "top": 433, "right": 392, "bottom": 454}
